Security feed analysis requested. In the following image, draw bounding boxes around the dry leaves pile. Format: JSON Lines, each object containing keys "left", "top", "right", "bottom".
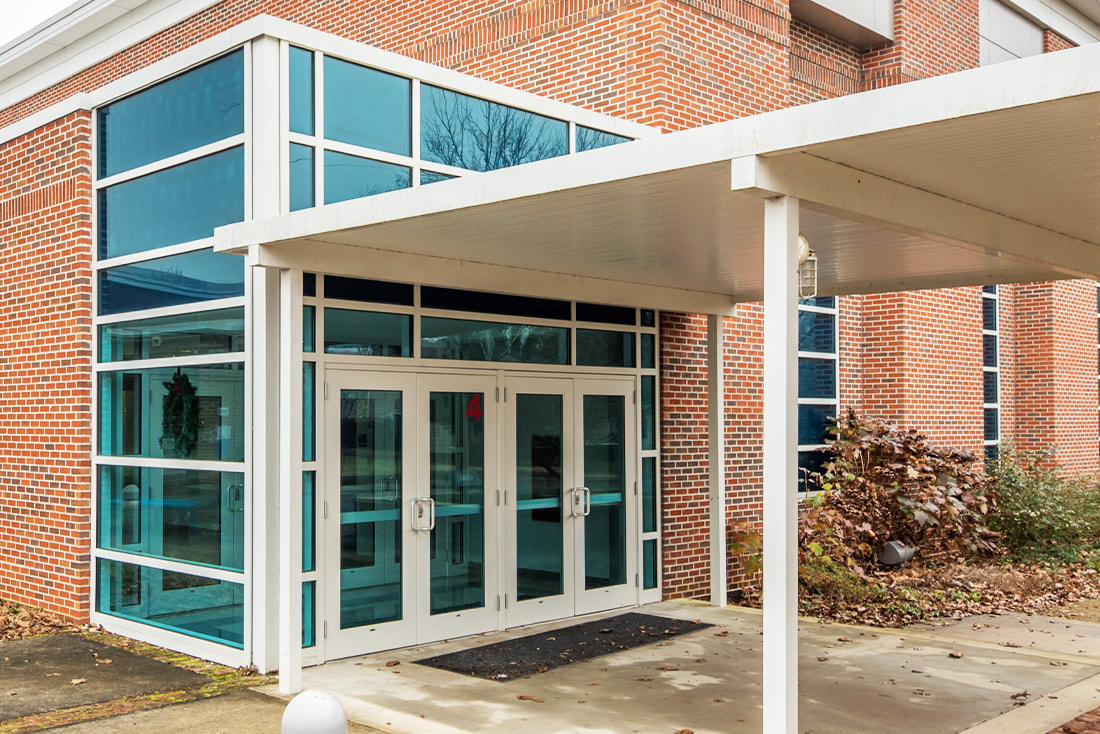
{"left": 798, "top": 560, "right": 1100, "bottom": 627}
{"left": 0, "top": 602, "right": 78, "bottom": 641}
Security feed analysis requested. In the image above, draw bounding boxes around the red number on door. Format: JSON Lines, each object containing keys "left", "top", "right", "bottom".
{"left": 465, "top": 394, "right": 483, "bottom": 421}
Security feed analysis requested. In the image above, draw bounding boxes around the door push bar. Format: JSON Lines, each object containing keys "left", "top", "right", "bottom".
{"left": 411, "top": 497, "right": 436, "bottom": 531}
{"left": 570, "top": 487, "right": 591, "bottom": 517}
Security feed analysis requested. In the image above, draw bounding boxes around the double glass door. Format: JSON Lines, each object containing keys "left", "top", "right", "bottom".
{"left": 324, "top": 370, "right": 635, "bottom": 659}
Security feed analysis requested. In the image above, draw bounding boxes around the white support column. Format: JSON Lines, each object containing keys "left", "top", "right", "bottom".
{"left": 708, "top": 313, "right": 727, "bottom": 607}
{"left": 278, "top": 269, "right": 304, "bottom": 695}
{"left": 761, "top": 196, "right": 800, "bottom": 734}
{"left": 248, "top": 33, "right": 282, "bottom": 675}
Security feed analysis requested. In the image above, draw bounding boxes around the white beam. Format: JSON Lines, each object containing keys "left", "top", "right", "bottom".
{"left": 761, "top": 196, "right": 800, "bottom": 734}
{"left": 708, "top": 314, "right": 727, "bottom": 607}
{"left": 732, "top": 153, "right": 1100, "bottom": 280}
{"left": 277, "top": 269, "right": 304, "bottom": 695}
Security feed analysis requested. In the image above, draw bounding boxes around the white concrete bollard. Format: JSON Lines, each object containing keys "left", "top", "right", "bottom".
{"left": 281, "top": 689, "right": 348, "bottom": 734}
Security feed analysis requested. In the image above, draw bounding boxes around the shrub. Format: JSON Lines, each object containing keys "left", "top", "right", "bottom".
{"left": 987, "top": 448, "right": 1100, "bottom": 558}
{"left": 799, "top": 409, "right": 999, "bottom": 571}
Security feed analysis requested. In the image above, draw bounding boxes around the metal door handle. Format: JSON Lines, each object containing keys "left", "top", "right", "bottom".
{"left": 582, "top": 487, "right": 591, "bottom": 517}
{"left": 425, "top": 498, "right": 436, "bottom": 531}
{"left": 411, "top": 498, "right": 436, "bottom": 531}
{"left": 570, "top": 487, "right": 591, "bottom": 517}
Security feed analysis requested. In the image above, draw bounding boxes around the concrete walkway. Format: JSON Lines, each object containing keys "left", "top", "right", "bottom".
{"left": 259, "top": 601, "right": 1100, "bottom": 734}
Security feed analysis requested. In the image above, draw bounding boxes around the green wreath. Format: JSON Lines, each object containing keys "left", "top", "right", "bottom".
{"left": 160, "top": 370, "right": 199, "bottom": 458}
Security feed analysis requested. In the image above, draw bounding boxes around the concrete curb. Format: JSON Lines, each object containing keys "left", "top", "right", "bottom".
{"left": 959, "top": 672, "right": 1100, "bottom": 734}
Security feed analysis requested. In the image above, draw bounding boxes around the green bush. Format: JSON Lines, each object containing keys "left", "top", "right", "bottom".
{"left": 987, "top": 448, "right": 1100, "bottom": 558}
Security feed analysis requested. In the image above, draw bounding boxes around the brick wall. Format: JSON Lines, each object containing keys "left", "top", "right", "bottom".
{"left": 862, "top": 0, "right": 980, "bottom": 89}
{"left": 1043, "top": 29, "right": 1076, "bottom": 53}
{"left": 788, "top": 19, "right": 861, "bottom": 104}
{"left": 0, "top": 112, "right": 93, "bottom": 619}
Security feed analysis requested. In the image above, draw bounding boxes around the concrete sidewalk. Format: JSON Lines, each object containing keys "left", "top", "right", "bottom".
{"left": 259, "top": 601, "right": 1100, "bottom": 734}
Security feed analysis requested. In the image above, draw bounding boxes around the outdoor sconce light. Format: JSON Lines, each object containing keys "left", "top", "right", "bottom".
{"left": 797, "top": 234, "right": 818, "bottom": 299}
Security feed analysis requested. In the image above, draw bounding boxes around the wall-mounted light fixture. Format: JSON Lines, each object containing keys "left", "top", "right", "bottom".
{"left": 797, "top": 234, "right": 817, "bottom": 299}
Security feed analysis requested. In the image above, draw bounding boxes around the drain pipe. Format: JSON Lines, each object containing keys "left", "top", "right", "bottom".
{"left": 282, "top": 690, "right": 348, "bottom": 734}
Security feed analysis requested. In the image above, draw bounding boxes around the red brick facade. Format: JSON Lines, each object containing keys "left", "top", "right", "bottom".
{"left": 0, "top": 0, "right": 1095, "bottom": 618}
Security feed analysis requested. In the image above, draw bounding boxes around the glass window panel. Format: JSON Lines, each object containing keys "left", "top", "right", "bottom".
{"left": 984, "top": 409, "right": 1000, "bottom": 441}
{"left": 576, "top": 302, "right": 635, "bottom": 325}
{"left": 641, "top": 333, "right": 655, "bottom": 369}
{"left": 799, "top": 296, "right": 836, "bottom": 309}
{"left": 429, "top": 391, "right": 486, "bottom": 615}
{"left": 99, "top": 248, "right": 245, "bottom": 316}
{"left": 323, "top": 308, "right": 412, "bottom": 357}
{"left": 983, "top": 285, "right": 998, "bottom": 295}
{"left": 984, "top": 370, "right": 999, "bottom": 405}
{"left": 577, "top": 329, "right": 635, "bottom": 368}
{"left": 798, "top": 357, "right": 836, "bottom": 399}
{"left": 983, "top": 334, "right": 998, "bottom": 367}
{"left": 325, "top": 276, "right": 413, "bottom": 306}
{"left": 985, "top": 444, "right": 1000, "bottom": 462}
{"left": 421, "top": 84, "right": 567, "bottom": 172}
{"left": 289, "top": 144, "right": 315, "bottom": 211}
{"left": 798, "top": 450, "right": 829, "bottom": 493}
{"left": 642, "top": 456, "right": 657, "bottom": 533}
{"left": 421, "top": 317, "right": 569, "bottom": 364}
{"left": 340, "top": 389, "right": 404, "bottom": 628}
{"left": 982, "top": 296, "right": 997, "bottom": 331}
{"left": 289, "top": 47, "right": 315, "bottom": 136}
{"left": 640, "top": 309, "right": 656, "bottom": 328}
{"left": 99, "top": 307, "right": 244, "bottom": 362}
{"left": 303, "top": 471, "right": 316, "bottom": 573}
{"left": 97, "top": 465, "right": 244, "bottom": 570}
{"left": 302, "top": 580, "right": 316, "bottom": 648}
{"left": 515, "top": 393, "right": 564, "bottom": 601}
{"left": 583, "top": 394, "right": 627, "bottom": 590}
{"left": 576, "top": 126, "right": 631, "bottom": 152}
{"left": 798, "top": 310, "right": 835, "bottom": 354}
{"left": 97, "top": 558, "right": 243, "bottom": 648}
{"left": 304, "top": 272, "right": 317, "bottom": 298}
{"left": 303, "top": 305, "right": 316, "bottom": 353}
{"left": 323, "top": 56, "right": 411, "bottom": 155}
{"left": 98, "top": 363, "right": 245, "bottom": 461}
{"left": 798, "top": 404, "right": 834, "bottom": 446}
{"left": 641, "top": 375, "right": 656, "bottom": 451}
{"left": 421, "top": 170, "right": 456, "bottom": 185}
{"left": 643, "top": 539, "right": 658, "bottom": 590}
{"left": 98, "top": 50, "right": 244, "bottom": 178}
{"left": 323, "top": 150, "right": 410, "bottom": 204}
{"left": 303, "top": 362, "right": 316, "bottom": 462}
{"left": 421, "top": 286, "right": 571, "bottom": 320}
{"left": 99, "top": 147, "right": 244, "bottom": 259}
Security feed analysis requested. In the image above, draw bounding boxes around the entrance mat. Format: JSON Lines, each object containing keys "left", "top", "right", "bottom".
{"left": 414, "top": 612, "right": 712, "bottom": 681}
{"left": 0, "top": 634, "right": 208, "bottom": 721}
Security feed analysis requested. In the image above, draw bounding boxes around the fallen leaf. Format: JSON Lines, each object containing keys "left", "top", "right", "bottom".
{"left": 635, "top": 677, "right": 653, "bottom": 682}
{"left": 674, "top": 729, "right": 695, "bottom": 734}
{"left": 714, "top": 631, "right": 729, "bottom": 637}
{"left": 837, "top": 637, "right": 852, "bottom": 642}
{"left": 1010, "top": 691, "right": 1030, "bottom": 700}
{"left": 656, "top": 666, "right": 679, "bottom": 671}
{"left": 817, "top": 657, "right": 829, "bottom": 662}
{"left": 599, "top": 628, "right": 612, "bottom": 633}
{"left": 385, "top": 660, "right": 400, "bottom": 667}
{"left": 97, "top": 659, "right": 112, "bottom": 665}
{"left": 948, "top": 652, "right": 964, "bottom": 659}
{"left": 71, "top": 678, "right": 86, "bottom": 686}
{"left": 517, "top": 695, "right": 544, "bottom": 703}
{"left": 1050, "top": 661, "right": 1068, "bottom": 667}
{"left": 45, "top": 673, "right": 59, "bottom": 677}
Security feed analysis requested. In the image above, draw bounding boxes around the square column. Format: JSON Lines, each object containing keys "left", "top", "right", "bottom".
{"left": 708, "top": 313, "right": 727, "bottom": 606}
{"left": 762, "top": 196, "right": 800, "bottom": 733}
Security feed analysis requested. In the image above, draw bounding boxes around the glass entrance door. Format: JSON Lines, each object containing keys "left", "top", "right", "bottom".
{"left": 505, "top": 376, "right": 637, "bottom": 627}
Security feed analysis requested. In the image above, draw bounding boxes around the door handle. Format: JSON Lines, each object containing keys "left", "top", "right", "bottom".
{"left": 411, "top": 498, "right": 436, "bottom": 531}
{"left": 570, "top": 487, "right": 591, "bottom": 517}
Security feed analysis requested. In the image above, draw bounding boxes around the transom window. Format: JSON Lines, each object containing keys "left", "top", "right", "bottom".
{"left": 797, "top": 296, "right": 840, "bottom": 492}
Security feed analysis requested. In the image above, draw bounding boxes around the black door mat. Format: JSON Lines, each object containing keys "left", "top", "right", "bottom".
{"left": 414, "top": 612, "right": 712, "bottom": 681}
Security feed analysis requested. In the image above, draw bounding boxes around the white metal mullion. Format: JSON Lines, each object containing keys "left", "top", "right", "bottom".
{"left": 95, "top": 456, "right": 246, "bottom": 472}
{"left": 318, "top": 137, "right": 417, "bottom": 169}
{"left": 94, "top": 297, "right": 246, "bottom": 325}
{"left": 412, "top": 78, "right": 421, "bottom": 185}
{"left": 96, "top": 353, "right": 245, "bottom": 372}
{"left": 95, "top": 548, "right": 245, "bottom": 583}
{"left": 314, "top": 49, "right": 325, "bottom": 207}
{"left": 94, "top": 135, "right": 246, "bottom": 190}
{"left": 95, "top": 237, "right": 222, "bottom": 270}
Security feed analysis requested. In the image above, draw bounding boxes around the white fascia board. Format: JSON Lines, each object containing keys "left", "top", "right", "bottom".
{"left": 0, "top": 0, "right": 221, "bottom": 113}
{"left": 1002, "top": 0, "right": 1100, "bottom": 43}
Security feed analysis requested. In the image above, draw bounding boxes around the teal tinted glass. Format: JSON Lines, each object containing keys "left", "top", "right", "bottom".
{"left": 643, "top": 539, "right": 658, "bottom": 590}
{"left": 303, "top": 471, "right": 316, "bottom": 572}
{"left": 515, "top": 393, "right": 564, "bottom": 601}
{"left": 302, "top": 580, "right": 316, "bottom": 648}
{"left": 289, "top": 47, "right": 315, "bottom": 135}
{"left": 429, "top": 391, "right": 486, "bottom": 615}
{"left": 583, "top": 394, "right": 627, "bottom": 589}
{"left": 97, "top": 558, "right": 243, "bottom": 648}
{"left": 421, "top": 170, "right": 456, "bottom": 185}
{"left": 97, "top": 465, "right": 244, "bottom": 571}
{"left": 303, "top": 305, "right": 316, "bottom": 353}
{"left": 99, "top": 307, "right": 244, "bottom": 362}
{"left": 421, "top": 317, "right": 569, "bottom": 364}
{"left": 323, "top": 150, "right": 410, "bottom": 204}
{"left": 303, "top": 362, "right": 316, "bottom": 461}
{"left": 642, "top": 456, "right": 657, "bottom": 533}
{"left": 324, "top": 308, "right": 411, "bottom": 356}
{"left": 98, "top": 50, "right": 244, "bottom": 178}
{"left": 289, "top": 144, "right": 315, "bottom": 211}
{"left": 340, "top": 389, "right": 404, "bottom": 628}
{"left": 421, "top": 85, "right": 567, "bottom": 171}
{"left": 98, "top": 363, "right": 245, "bottom": 461}
{"left": 641, "top": 375, "right": 656, "bottom": 451}
{"left": 641, "top": 333, "right": 655, "bottom": 369}
{"left": 576, "top": 126, "right": 631, "bottom": 152}
{"left": 577, "top": 329, "right": 635, "bottom": 367}
{"left": 323, "top": 56, "right": 411, "bottom": 155}
{"left": 98, "top": 248, "right": 245, "bottom": 316}
{"left": 99, "top": 146, "right": 244, "bottom": 259}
